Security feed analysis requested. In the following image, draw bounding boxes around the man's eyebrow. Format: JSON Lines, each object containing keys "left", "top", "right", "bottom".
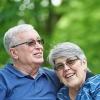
{"left": 27, "top": 37, "right": 41, "bottom": 41}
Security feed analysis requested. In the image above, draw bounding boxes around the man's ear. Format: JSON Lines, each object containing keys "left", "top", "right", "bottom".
{"left": 9, "top": 48, "right": 18, "bottom": 59}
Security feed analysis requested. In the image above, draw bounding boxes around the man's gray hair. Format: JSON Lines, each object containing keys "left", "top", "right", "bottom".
{"left": 3, "top": 24, "right": 36, "bottom": 53}
{"left": 48, "top": 42, "right": 86, "bottom": 66}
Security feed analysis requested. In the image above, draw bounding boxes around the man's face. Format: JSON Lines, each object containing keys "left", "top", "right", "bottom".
{"left": 54, "top": 56, "right": 87, "bottom": 89}
{"left": 10, "top": 30, "right": 44, "bottom": 67}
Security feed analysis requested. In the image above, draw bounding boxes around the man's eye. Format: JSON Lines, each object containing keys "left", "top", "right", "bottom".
{"left": 27, "top": 41, "right": 35, "bottom": 46}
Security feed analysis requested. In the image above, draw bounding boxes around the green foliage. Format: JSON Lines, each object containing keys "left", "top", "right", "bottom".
{"left": 0, "top": 0, "right": 100, "bottom": 74}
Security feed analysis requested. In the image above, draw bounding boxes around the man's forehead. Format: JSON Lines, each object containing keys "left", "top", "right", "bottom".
{"left": 17, "top": 31, "right": 40, "bottom": 39}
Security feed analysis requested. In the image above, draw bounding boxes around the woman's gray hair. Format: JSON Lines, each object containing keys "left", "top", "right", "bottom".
{"left": 48, "top": 42, "right": 86, "bottom": 66}
{"left": 3, "top": 24, "right": 36, "bottom": 54}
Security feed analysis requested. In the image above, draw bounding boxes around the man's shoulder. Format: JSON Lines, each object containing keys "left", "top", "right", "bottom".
{"left": 42, "top": 67, "right": 55, "bottom": 73}
{"left": 0, "top": 64, "right": 7, "bottom": 73}
{"left": 41, "top": 67, "right": 61, "bottom": 86}
{"left": 0, "top": 63, "right": 13, "bottom": 76}
{"left": 42, "top": 67, "right": 57, "bottom": 78}
{"left": 43, "top": 67, "right": 62, "bottom": 89}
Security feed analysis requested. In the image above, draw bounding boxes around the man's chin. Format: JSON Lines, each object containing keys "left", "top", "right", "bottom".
{"left": 34, "top": 59, "right": 44, "bottom": 64}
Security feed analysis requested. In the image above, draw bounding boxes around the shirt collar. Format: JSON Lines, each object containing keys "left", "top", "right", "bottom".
{"left": 5, "top": 63, "right": 47, "bottom": 78}
{"left": 85, "top": 71, "right": 94, "bottom": 81}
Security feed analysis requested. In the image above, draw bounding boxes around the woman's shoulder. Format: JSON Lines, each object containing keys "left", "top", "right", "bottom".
{"left": 84, "top": 74, "right": 100, "bottom": 91}
{"left": 87, "top": 74, "right": 100, "bottom": 84}
{"left": 77, "top": 74, "right": 100, "bottom": 100}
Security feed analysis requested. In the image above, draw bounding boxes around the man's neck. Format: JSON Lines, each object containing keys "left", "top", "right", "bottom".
{"left": 13, "top": 62, "right": 40, "bottom": 77}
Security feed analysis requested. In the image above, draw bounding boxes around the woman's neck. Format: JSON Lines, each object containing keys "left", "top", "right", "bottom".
{"left": 69, "top": 87, "right": 79, "bottom": 100}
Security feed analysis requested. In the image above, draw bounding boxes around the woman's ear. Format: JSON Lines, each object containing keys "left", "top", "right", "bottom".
{"left": 9, "top": 48, "right": 18, "bottom": 59}
{"left": 82, "top": 59, "right": 87, "bottom": 70}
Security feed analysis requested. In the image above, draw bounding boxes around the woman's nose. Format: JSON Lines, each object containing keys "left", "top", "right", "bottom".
{"left": 63, "top": 64, "right": 70, "bottom": 71}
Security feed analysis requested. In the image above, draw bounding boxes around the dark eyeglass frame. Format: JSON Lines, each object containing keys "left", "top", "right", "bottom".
{"left": 11, "top": 38, "right": 44, "bottom": 48}
{"left": 54, "top": 56, "right": 79, "bottom": 71}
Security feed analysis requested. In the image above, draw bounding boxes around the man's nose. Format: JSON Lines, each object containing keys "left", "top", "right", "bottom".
{"left": 35, "top": 42, "right": 43, "bottom": 48}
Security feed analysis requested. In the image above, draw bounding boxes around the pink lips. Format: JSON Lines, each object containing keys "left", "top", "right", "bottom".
{"left": 34, "top": 51, "right": 42, "bottom": 55}
{"left": 33, "top": 52, "right": 43, "bottom": 57}
{"left": 34, "top": 52, "right": 42, "bottom": 55}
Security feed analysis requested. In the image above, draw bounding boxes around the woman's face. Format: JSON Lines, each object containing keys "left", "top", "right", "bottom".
{"left": 54, "top": 56, "right": 87, "bottom": 89}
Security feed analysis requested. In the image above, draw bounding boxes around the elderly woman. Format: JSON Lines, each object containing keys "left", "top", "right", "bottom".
{"left": 48, "top": 42, "right": 100, "bottom": 100}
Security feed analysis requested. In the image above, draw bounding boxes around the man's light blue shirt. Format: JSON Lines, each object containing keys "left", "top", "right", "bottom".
{"left": 0, "top": 64, "right": 61, "bottom": 100}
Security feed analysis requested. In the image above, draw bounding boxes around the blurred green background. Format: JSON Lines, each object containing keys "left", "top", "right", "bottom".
{"left": 0, "top": 0, "right": 100, "bottom": 74}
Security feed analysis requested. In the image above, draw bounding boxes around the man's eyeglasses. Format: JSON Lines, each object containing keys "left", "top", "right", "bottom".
{"left": 54, "top": 57, "right": 79, "bottom": 71}
{"left": 11, "top": 39, "right": 44, "bottom": 48}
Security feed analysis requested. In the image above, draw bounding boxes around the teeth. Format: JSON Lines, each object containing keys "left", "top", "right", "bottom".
{"left": 34, "top": 53, "right": 42, "bottom": 55}
{"left": 34, "top": 53, "right": 43, "bottom": 57}
{"left": 65, "top": 74, "right": 75, "bottom": 78}
{"left": 36, "top": 53, "right": 41, "bottom": 55}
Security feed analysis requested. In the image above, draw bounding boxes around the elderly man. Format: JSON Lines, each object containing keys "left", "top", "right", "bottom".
{"left": 0, "top": 24, "right": 61, "bottom": 100}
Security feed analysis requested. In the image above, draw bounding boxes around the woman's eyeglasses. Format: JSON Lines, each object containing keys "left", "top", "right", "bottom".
{"left": 54, "top": 57, "right": 79, "bottom": 71}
